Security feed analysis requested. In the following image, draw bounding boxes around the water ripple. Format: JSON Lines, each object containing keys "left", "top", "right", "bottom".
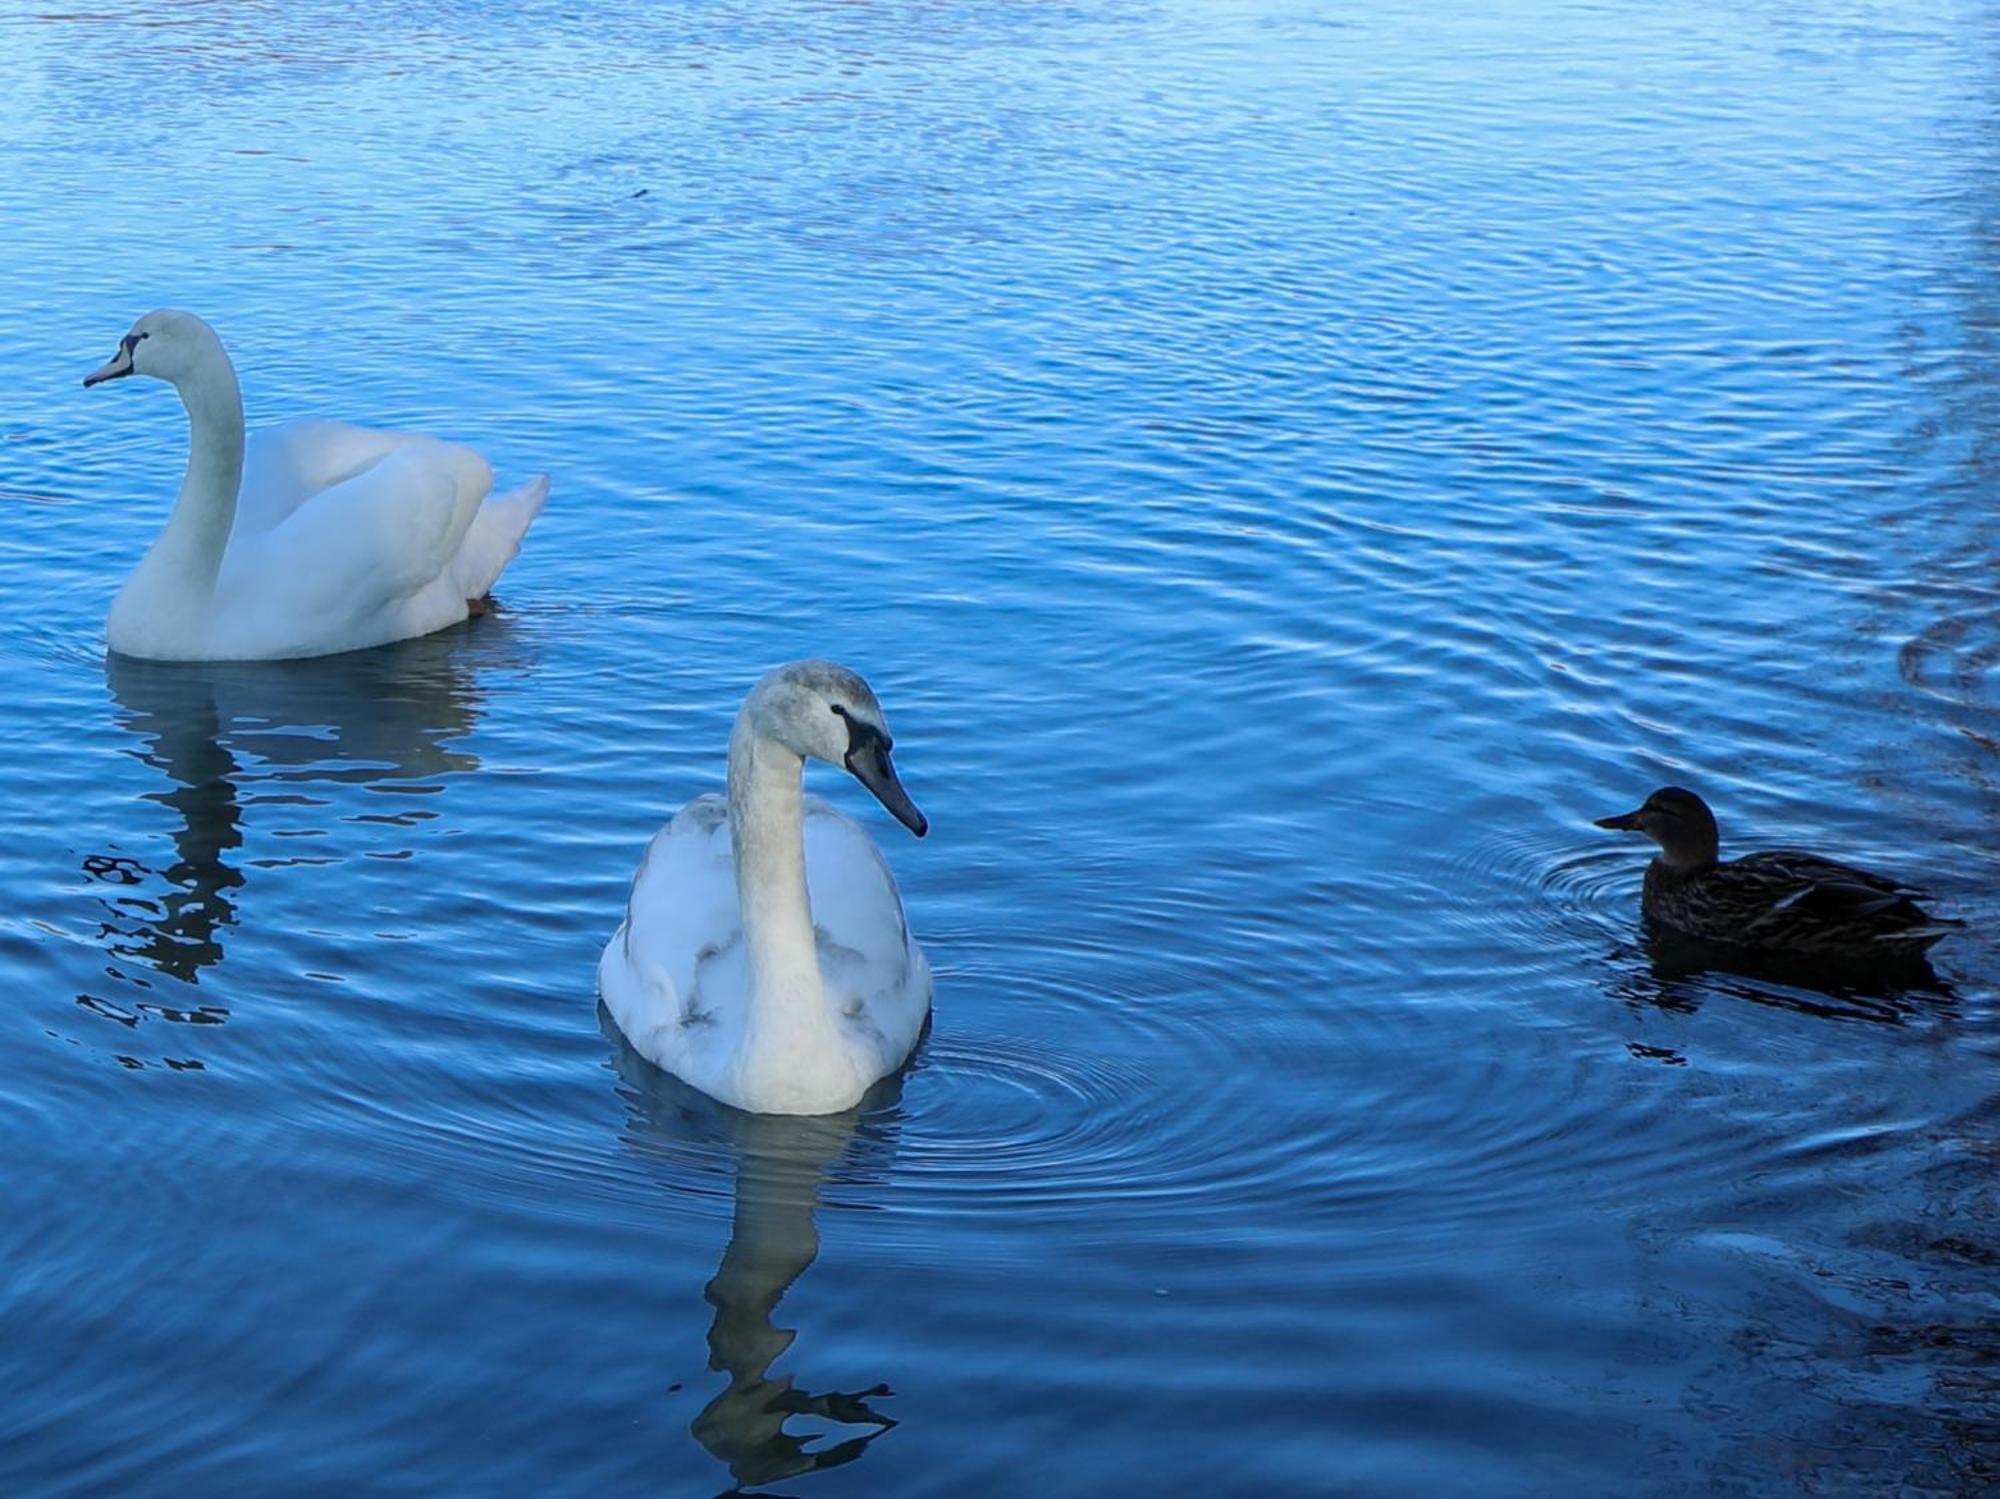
{"left": 4, "top": 0, "right": 1999, "bottom": 1494}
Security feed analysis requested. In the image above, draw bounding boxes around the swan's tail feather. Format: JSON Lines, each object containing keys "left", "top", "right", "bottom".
{"left": 452, "top": 472, "right": 550, "bottom": 602}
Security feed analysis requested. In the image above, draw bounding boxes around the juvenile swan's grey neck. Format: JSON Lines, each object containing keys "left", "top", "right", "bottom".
{"left": 725, "top": 704, "right": 851, "bottom": 1102}
{"left": 141, "top": 343, "right": 245, "bottom": 599}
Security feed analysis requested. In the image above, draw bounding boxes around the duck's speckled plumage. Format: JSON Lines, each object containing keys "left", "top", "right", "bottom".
{"left": 1597, "top": 786, "right": 1958, "bottom": 961}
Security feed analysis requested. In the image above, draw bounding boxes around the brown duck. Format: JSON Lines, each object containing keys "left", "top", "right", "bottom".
{"left": 1595, "top": 786, "right": 1958, "bottom": 961}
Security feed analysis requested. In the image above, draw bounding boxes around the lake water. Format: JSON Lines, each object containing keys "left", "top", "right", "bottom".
{"left": 2, "top": 1, "right": 1997, "bottom": 1493}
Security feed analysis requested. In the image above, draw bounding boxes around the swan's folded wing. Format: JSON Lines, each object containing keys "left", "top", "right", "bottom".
{"left": 803, "top": 801, "right": 930, "bottom": 1079}
{"left": 252, "top": 437, "right": 493, "bottom": 613}
{"left": 610, "top": 799, "right": 745, "bottom": 1032}
{"left": 803, "top": 800, "right": 921, "bottom": 993}
{"left": 237, "top": 420, "right": 443, "bottom": 535}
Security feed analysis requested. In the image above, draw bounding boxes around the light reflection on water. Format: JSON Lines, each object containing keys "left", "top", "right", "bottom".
{"left": 0, "top": 1, "right": 1997, "bottom": 1495}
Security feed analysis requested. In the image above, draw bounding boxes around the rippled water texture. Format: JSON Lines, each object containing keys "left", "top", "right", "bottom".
{"left": 3, "top": 1, "right": 1998, "bottom": 1494}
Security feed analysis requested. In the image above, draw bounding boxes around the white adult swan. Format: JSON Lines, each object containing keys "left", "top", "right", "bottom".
{"left": 600, "top": 661, "right": 933, "bottom": 1115}
{"left": 83, "top": 309, "right": 549, "bottom": 661}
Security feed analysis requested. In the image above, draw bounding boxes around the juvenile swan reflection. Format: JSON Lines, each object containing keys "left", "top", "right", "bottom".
{"left": 698, "top": 1114, "right": 897, "bottom": 1487}
{"left": 101, "top": 632, "right": 498, "bottom": 983}
{"left": 608, "top": 1032, "right": 899, "bottom": 1489}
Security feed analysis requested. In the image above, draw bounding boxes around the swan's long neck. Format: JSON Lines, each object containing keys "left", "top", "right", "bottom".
{"left": 134, "top": 348, "right": 245, "bottom": 601}
{"left": 726, "top": 712, "right": 850, "bottom": 1098}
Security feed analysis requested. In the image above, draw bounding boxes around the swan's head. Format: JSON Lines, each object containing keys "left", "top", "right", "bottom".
{"left": 747, "top": 660, "right": 928, "bottom": 837}
{"left": 1595, "top": 785, "right": 1719, "bottom": 869}
{"left": 83, "top": 309, "right": 226, "bottom": 390}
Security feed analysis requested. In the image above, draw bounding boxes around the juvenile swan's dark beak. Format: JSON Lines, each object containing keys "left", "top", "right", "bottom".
{"left": 83, "top": 340, "right": 136, "bottom": 389}
{"left": 1594, "top": 809, "right": 1644, "bottom": 831}
{"left": 846, "top": 740, "right": 928, "bottom": 838}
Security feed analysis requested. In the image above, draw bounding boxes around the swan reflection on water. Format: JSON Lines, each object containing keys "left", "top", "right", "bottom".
{"left": 606, "top": 1022, "right": 901, "bottom": 1493}
{"left": 94, "top": 623, "right": 514, "bottom": 988}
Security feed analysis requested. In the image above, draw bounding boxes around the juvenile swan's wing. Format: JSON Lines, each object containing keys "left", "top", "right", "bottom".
{"left": 803, "top": 797, "right": 930, "bottom": 1071}
{"left": 600, "top": 796, "right": 745, "bottom": 1071}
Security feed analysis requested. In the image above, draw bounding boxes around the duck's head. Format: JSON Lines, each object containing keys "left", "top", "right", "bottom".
{"left": 743, "top": 659, "right": 928, "bottom": 837}
{"left": 84, "top": 309, "right": 225, "bottom": 391}
{"left": 1595, "top": 785, "right": 1719, "bottom": 869}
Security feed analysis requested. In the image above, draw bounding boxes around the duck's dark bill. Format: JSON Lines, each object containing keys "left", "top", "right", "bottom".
{"left": 846, "top": 741, "right": 928, "bottom": 838}
{"left": 1595, "top": 809, "right": 1643, "bottom": 830}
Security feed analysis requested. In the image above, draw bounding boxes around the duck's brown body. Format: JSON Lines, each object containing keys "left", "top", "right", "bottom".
{"left": 1599, "top": 786, "right": 1958, "bottom": 963}
{"left": 1640, "top": 848, "right": 1950, "bottom": 960}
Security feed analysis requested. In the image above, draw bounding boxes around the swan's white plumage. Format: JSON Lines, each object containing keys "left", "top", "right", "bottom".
{"left": 598, "top": 661, "right": 933, "bottom": 1116}
{"left": 90, "top": 310, "right": 548, "bottom": 662}
{"left": 600, "top": 795, "right": 932, "bottom": 1112}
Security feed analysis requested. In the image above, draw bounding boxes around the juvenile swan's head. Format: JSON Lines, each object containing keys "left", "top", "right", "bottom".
{"left": 84, "top": 309, "right": 227, "bottom": 391}
{"left": 745, "top": 659, "right": 927, "bottom": 837}
{"left": 1595, "top": 785, "right": 1720, "bottom": 869}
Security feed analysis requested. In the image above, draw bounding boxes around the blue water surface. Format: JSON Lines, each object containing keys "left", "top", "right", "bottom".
{"left": 2, "top": 2, "right": 1997, "bottom": 1494}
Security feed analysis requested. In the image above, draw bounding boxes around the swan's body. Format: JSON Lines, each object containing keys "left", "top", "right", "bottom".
{"left": 600, "top": 661, "right": 932, "bottom": 1116}
{"left": 85, "top": 309, "right": 548, "bottom": 661}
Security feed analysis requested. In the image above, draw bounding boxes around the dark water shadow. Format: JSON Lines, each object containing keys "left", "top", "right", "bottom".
{"left": 95, "top": 621, "right": 523, "bottom": 988}
{"left": 1606, "top": 921, "right": 1959, "bottom": 1031}
{"left": 604, "top": 1019, "right": 903, "bottom": 1496}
